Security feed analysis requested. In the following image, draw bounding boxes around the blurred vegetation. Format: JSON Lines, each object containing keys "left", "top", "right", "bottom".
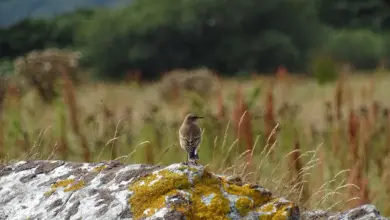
{"left": 1, "top": 0, "right": 390, "bottom": 214}
{"left": 310, "top": 55, "right": 339, "bottom": 85}
{"left": 76, "top": 0, "right": 323, "bottom": 79}
{"left": 323, "top": 29, "right": 386, "bottom": 69}
{"left": 1, "top": 66, "right": 390, "bottom": 213}
{"left": 1, "top": 0, "right": 390, "bottom": 80}
{"left": 13, "top": 48, "right": 82, "bottom": 103}
{"left": 0, "top": 9, "right": 95, "bottom": 59}
{"left": 0, "top": 0, "right": 132, "bottom": 27}
{"left": 158, "top": 68, "right": 217, "bottom": 103}
{"left": 317, "top": 0, "right": 390, "bottom": 31}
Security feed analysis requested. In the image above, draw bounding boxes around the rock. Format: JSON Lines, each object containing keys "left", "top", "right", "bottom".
{"left": 1, "top": 160, "right": 387, "bottom": 220}
{"left": 0, "top": 160, "right": 298, "bottom": 220}
{"left": 302, "top": 204, "right": 388, "bottom": 220}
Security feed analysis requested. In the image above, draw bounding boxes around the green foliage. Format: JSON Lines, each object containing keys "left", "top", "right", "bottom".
{"left": 0, "top": 19, "right": 51, "bottom": 58}
{"left": 0, "top": 9, "right": 95, "bottom": 60}
{"left": 383, "top": 32, "right": 390, "bottom": 64}
{"left": 0, "top": 0, "right": 131, "bottom": 27}
{"left": 310, "top": 55, "right": 338, "bottom": 85}
{"left": 75, "top": 8, "right": 133, "bottom": 79}
{"left": 0, "top": 60, "right": 13, "bottom": 76}
{"left": 77, "top": 0, "right": 324, "bottom": 79}
{"left": 317, "top": 0, "right": 390, "bottom": 31}
{"left": 3, "top": 0, "right": 390, "bottom": 80}
{"left": 323, "top": 29, "right": 386, "bottom": 69}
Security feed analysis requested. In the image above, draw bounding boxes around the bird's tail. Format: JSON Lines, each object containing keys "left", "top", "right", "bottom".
{"left": 188, "top": 151, "right": 199, "bottom": 160}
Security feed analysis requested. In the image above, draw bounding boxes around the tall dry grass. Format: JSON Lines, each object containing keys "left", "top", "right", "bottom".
{"left": 0, "top": 76, "right": 6, "bottom": 158}
{"left": 2, "top": 62, "right": 390, "bottom": 213}
{"left": 60, "top": 65, "right": 90, "bottom": 162}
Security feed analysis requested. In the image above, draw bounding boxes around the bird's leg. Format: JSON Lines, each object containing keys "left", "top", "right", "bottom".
{"left": 190, "top": 159, "right": 198, "bottom": 166}
{"left": 181, "top": 154, "right": 189, "bottom": 166}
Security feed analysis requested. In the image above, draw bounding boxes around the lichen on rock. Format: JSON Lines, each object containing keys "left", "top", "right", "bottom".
{"left": 127, "top": 163, "right": 297, "bottom": 220}
{"left": 128, "top": 168, "right": 192, "bottom": 218}
{"left": 235, "top": 197, "right": 253, "bottom": 216}
{"left": 8, "top": 160, "right": 388, "bottom": 220}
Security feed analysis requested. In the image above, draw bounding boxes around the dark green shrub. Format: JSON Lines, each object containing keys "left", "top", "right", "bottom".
{"left": 310, "top": 55, "right": 338, "bottom": 85}
{"left": 324, "top": 29, "right": 385, "bottom": 69}
{"left": 77, "top": 0, "right": 324, "bottom": 80}
{"left": 382, "top": 32, "right": 390, "bottom": 66}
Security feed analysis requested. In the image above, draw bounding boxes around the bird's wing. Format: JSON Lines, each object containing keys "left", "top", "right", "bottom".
{"left": 179, "top": 124, "right": 201, "bottom": 149}
{"left": 180, "top": 135, "right": 201, "bottom": 147}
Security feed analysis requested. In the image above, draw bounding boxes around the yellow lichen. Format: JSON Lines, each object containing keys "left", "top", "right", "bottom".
{"left": 236, "top": 197, "right": 253, "bottom": 216}
{"left": 128, "top": 169, "right": 191, "bottom": 219}
{"left": 93, "top": 165, "right": 107, "bottom": 172}
{"left": 64, "top": 180, "right": 85, "bottom": 192}
{"left": 51, "top": 179, "right": 75, "bottom": 189}
{"left": 127, "top": 166, "right": 294, "bottom": 220}
{"left": 44, "top": 189, "right": 56, "bottom": 197}
{"left": 272, "top": 208, "right": 289, "bottom": 219}
{"left": 189, "top": 170, "right": 230, "bottom": 219}
{"left": 272, "top": 201, "right": 295, "bottom": 220}
{"left": 223, "top": 183, "right": 272, "bottom": 207}
{"left": 128, "top": 167, "right": 231, "bottom": 219}
{"left": 257, "top": 199, "right": 295, "bottom": 220}
{"left": 174, "top": 203, "right": 190, "bottom": 214}
{"left": 258, "top": 215, "right": 273, "bottom": 220}
{"left": 188, "top": 167, "right": 199, "bottom": 172}
{"left": 47, "top": 178, "right": 85, "bottom": 195}
{"left": 259, "top": 203, "right": 275, "bottom": 213}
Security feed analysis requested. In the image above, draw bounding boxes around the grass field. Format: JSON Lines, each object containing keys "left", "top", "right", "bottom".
{"left": 1, "top": 66, "right": 390, "bottom": 215}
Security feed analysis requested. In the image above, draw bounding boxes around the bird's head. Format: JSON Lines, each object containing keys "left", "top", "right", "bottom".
{"left": 184, "top": 113, "right": 203, "bottom": 123}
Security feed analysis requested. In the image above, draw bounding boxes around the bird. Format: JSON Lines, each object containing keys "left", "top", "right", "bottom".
{"left": 179, "top": 113, "right": 203, "bottom": 165}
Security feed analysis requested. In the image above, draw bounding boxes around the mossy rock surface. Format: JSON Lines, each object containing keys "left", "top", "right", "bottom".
{"left": 127, "top": 163, "right": 298, "bottom": 219}
{"left": 0, "top": 160, "right": 385, "bottom": 219}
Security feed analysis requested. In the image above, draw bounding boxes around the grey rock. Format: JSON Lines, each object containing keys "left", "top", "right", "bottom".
{"left": 0, "top": 160, "right": 387, "bottom": 220}
{"left": 302, "top": 204, "right": 388, "bottom": 220}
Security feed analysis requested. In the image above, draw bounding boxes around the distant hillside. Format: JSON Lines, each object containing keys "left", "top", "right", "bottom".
{"left": 0, "top": 0, "right": 132, "bottom": 27}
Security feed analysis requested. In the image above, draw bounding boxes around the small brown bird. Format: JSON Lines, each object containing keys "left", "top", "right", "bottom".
{"left": 179, "top": 113, "right": 203, "bottom": 164}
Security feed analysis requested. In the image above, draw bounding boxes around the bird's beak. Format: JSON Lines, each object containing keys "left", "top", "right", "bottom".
{"left": 197, "top": 116, "right": 204, "bottom": 119}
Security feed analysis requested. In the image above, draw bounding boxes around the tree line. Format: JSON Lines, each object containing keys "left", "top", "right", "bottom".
{"left": 1, "top": 0, "right": 390, "bottom": 79}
